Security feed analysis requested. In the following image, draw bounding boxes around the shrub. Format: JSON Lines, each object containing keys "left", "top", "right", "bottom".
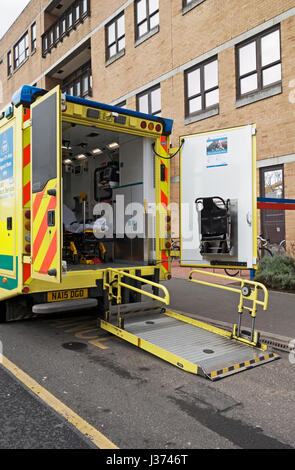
{"left": 255, "top": 254, "right": 295, "bottom": 291}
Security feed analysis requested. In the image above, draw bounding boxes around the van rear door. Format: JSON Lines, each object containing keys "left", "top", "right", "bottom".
{"left": 30, "top": 86, "right": 62, "bottom": 283}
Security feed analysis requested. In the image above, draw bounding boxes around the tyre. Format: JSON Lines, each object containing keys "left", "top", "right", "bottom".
{"left": 224, "top": 269, "right": 240, "bottom": 277}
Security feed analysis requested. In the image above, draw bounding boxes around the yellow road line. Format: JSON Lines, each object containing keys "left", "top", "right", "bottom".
{"left": 1, "top": 355, "right": 118, "bottom": 449}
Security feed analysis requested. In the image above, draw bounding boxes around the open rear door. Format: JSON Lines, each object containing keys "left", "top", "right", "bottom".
{"left": 31, "top": 86, "right": 62, "bottom": 283}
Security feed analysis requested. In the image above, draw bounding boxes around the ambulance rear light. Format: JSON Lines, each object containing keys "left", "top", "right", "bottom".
{"left": 156, "top": 124, "right": 162, "bottom": 133}
{"left": 25, "top": 222, "right": 31, "bottom": 231}
{"left": 25, "top": 210, "right": 31, "bottom": 220}
{"left": 25, "top": 244, "right": 31, "bottom": 254}
{"left": 22, "top": 287, "right": 30, "bottom": 294}
{"left": 140, "top": 121, "right": 147, "bottom": 129}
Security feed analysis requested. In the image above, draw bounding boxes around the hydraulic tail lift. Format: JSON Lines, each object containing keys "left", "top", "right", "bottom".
{"left": 100, "top": 269, "right": 279, "bottom": 381}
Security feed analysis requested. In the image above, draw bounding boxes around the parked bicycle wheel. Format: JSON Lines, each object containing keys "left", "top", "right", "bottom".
{"left": 224, "top": 268, "right": 240, "bottom": 277}
{"left": 258, "top": 247, "right": 273, "bottom": 260}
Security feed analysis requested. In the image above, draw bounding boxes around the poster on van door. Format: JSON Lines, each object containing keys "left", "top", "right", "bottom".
{"left": 0, "top": 127, "right": 14, "bottom": 199}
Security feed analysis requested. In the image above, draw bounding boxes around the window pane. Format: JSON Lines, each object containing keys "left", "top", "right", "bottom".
{"left": 82, "top": 0, "right": 88, "bottom": 14}
{"left": 261, "top": 30, "right": 280, "bottom": 67}
{"left": 187, "top": 68, "right": 201, "bottom": 97}
{"left": 263, "top": 63, "right": 282, "bottom": 87}
{"left": 239, "top": 41, "right": 256, "bottom": 76}
{"left": 68, "top": 11, "right": 73, "bottom": 27}
{"left": 151, "top": 87, "right": 161, "bottom": 114}
{"left": 118, "top": 37, "right": 125, "bottom": 51}
{"left": 138, "top": 21, "right": 148, "bottom": 37}
{"left": 149, "top": 0, "right": 159, "bottom": 14}
{"left": 82, "top": 74, "right": 88, "bottom": 93}
{"left": 19, "top": 39, "right": 25, "bottom": 55}
{"left": 75, "top": 81, "right": 81, "bottom": 97}
{"left": 137, "top": 0, "right": 147, "bottom": 23}
{"left": 150, "top": 12, "right": 159, "bottom": 29}
{"left": 75, "top": 5, "right": 80, "bottom": 20}
{"left": 138, "top": 94, "right": 149, "bottom": 113}
{"left": 117, "top": 15, "right": 125, "bottom": 37}
{"left": 204, "top": 60, "right": 218, "bottom": 90}
{"left": 109, "top": 44, "right": 116, "bottom": 57}
{"left": 189, "top": 96, "right": 202, "bottom": 114}
{"left": 108, "top": 23, "right": 115, "bottom": 45}
{"left": 205, "top": 89, "right": 219, "bottom": 107}
{"left": 240, "top": 73, "right": 258, "bottom": 94}
{"left": 264, "top": 169, "right": 283, "bottom": 198}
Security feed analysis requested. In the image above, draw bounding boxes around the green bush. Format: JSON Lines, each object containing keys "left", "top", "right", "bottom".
{"left": 255, "top": 254, "right": 295, "bottom": 291}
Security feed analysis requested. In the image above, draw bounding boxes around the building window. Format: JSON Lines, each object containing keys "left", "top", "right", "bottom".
{"left": 14, "top": 32, "right": 29, "bottom": 69}
{"left": 135, "top": 0, "right": 159, "bottom": 40}
{"left": 7, "top": 51, "right": 12, "bottom": 76}
{"left": 42, "top": 0, "right": 90, "bottom": 57}
{"left": 31, "top": 23, "right": 37, "bottom": 52}
{"left": 116, "top": 100, "right": 127, "bottom": 109}
{"left": 183, "top": 0, "right": 206, "bottom": 10}
{"left": 106, "top": 13, "right": 125, "bottom": 61}
{"left": 62, "top": 62, "right": 92, "bottom": 98}
{"left": 137, "top": 85, "right": 161, "bottom": 116}
{"left": 185, "top": 57, "right": 219, "bottom": 117}
{"left": 236, "top": 26, "right": 282, "bottom": 98}
{"left": 260, "top": 165, "right": 285, "bottom": 244}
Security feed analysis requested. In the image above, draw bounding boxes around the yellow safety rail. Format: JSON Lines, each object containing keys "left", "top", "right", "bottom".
{"left": 188, "top": 270, "right": 268, "bottom": 347}
{"left": 104, "top": 268, "right": 170, "bottom": 305}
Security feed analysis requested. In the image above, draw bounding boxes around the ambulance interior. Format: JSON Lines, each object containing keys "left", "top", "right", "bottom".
{"left": 61, "top": 121, "right": 156, "bottom": 270}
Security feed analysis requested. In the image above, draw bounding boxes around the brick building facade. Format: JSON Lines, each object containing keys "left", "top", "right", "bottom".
{"left": 1, "top": 0, "right": 295, "bottom": 252}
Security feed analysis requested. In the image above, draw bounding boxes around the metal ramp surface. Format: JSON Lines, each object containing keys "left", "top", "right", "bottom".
{"left": 100, "top": 268, "right": 280, "bottom": 381}
{"left": 101, "top": 309, "right": 279, "bottom": 381}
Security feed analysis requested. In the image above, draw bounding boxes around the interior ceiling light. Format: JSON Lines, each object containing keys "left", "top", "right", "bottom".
{"left": 64, "top": 159, "right": 72, "bottom": 164}
{"left": 77, "top": 154, "right": 87, "bottom": 160}
{"left": 107, "top": 142, "right": 119, "bottom": 150}
{"left": 92, "top": 148, "right": 103, "bottom": 155}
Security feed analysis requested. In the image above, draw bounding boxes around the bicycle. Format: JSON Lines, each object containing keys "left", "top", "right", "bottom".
{"left": 257, "top": 235, "right": 273, "bottom": 260}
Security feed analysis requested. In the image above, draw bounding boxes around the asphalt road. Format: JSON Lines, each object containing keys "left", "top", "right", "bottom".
{"left": 0, "top": 279, "right": 294, "bottom": 450}
{"left": 163, "top": 278, "right": 295, "bottom": 339}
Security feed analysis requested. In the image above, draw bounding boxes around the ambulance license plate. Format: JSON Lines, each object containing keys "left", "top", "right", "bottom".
{"left": 47, "top": 289, "right": 88, "bottom": 302}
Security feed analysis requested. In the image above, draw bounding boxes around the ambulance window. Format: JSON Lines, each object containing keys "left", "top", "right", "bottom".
{"left": 31, "top": 93, "right": 57, "bottom": 193}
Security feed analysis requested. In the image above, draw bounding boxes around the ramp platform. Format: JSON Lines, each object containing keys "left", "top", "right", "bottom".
{"left": 100, "top": 268, "right": 280, "bottom": 381}
{"left": 100, "top": 309, "right": 279, "bottom": 381}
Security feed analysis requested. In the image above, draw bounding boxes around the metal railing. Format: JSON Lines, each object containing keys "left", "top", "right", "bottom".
{"left": 188, "top": 269, "right": 268, "bottom": 346}
{"left": 103, "top": 268, "right": 170, "bottom": 328}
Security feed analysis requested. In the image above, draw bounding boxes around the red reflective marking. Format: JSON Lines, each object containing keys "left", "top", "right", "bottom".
{"left": 23, "top": 263, "right": 31, "bottom": 283}
{"left": 39, "top": 231, "right": 57, "bottom": 275}
{"left": 23, "top": 182, "right": 31, "bottom": 206}
{"left": 161, "top": 190, "right": 168, "bottom": 208}
{"left": 33, "top": 197, "right": 56, "bottom": 260}
{"left": 23, "top": 144, "right": 31, "bottom": 168}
